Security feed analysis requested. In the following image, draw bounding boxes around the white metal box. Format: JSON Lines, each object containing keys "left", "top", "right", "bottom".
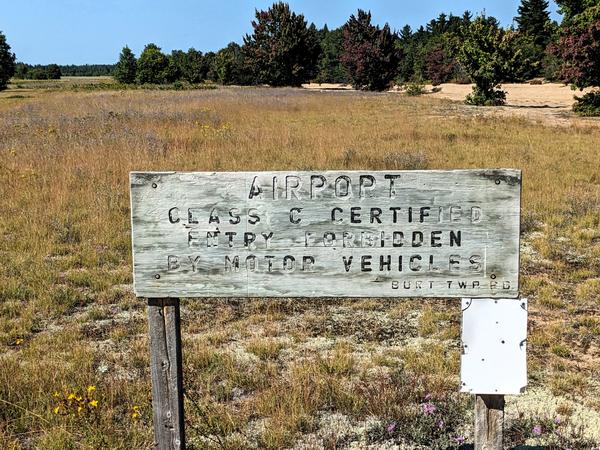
{"left": 460, "top": 298, "right": 527, "bottom": 395}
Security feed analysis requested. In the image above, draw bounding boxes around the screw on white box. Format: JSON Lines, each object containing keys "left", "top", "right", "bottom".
{"left": 461, "top": 298, "right": 528, "bottom": 450}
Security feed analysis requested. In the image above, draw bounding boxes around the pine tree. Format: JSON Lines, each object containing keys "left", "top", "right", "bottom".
{"left": 515, "top": 0, "right": 552, "bottom": 48}
{"left": 136, "top": 44, "right": 169, "bottom": 84}
{"left": 316, "top": 26, "right": 349, "bottom": 84}
{"left": 243, "top": 2, "right": 321, "bottom": 86}
{"left": 340, "top": 10, "right": 401, "bottom": 91}
{"left": 113, "top": 46, "right": 137, "bottom": 84}
{"left": 555, "top": 0, "right": 599, "bottom": 24}
{"left": 458, "top": 16, "right": 521, "bottom": 105}
{"left": 0, "top": 31, "right": 16, "bottom": 91}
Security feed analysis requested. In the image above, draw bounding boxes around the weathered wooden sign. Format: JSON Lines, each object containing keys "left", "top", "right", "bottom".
{"left": 130, "top": 170, "right": 521, "bottom": 298}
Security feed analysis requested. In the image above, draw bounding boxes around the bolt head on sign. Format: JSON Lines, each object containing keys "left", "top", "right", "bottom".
{"left": 129, "top": 170, "right": 521, "bottom": 298}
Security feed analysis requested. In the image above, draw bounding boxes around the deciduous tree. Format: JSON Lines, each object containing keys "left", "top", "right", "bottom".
{"left": 553, "top": 1, "right": 600, "bottom": 114}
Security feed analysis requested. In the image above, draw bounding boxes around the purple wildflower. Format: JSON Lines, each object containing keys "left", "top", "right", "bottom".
{"left": 424, "top": 393, "right": 432, "bottom": 401}
{"left": 454, "top": 435, "right": 465, "bottom": 444}
{"left": 554, "top": 416, "right": 562, "bottom": 424}
{"left": 437, "top": 419, "right": 445, "bottom": 429}
{"left": 532, "top": 425, "right": 542, "bottom": 436}
{"left": 387, "top": 422, "right": 396, "bottom": 434}
{"left": 422, "top": 402, "right": 437, "bottom": 415}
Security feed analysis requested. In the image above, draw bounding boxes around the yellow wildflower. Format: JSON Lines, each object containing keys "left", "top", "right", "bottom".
{"left": 131, "top": 405, "right": 141, "bottom": 419}
{"left": 87, "top": 385, "right": 96, "bottom": 393}
{"left": 89, "top": 400, "right": 98, "bottom": 408}
{"left": 67, "top": 393, "right": 76, "bottom": 401}
{"left": 15, "top": 338, "right": 23, "bottom": 345}
{"left": 53, "top": 406, "right": 60, "bottom": 414}
{"left": 77, "top": 406, "right": 83, "bottom": 414}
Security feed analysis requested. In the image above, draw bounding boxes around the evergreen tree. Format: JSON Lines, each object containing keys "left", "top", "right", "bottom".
{"left": 186, "top": 49, "right": 209, "bottom": 83}
{"left": 203, "top": 51, "right": 218, "bottom": 82}
{"left": 46, "top": 64, "right": 61, "bottom": 79}
{"left": 555, "top": 0, "right": 599, "bottom": 24}
{"left": 396, "top": 11, "right": 471, "bottom": 83}
{"left": 136, "top": 43, "right": 169, "bottom": 84}
{"left": 458, "top": 16, "right": 521, "bottom": 105}
{"left": 316, "top": 26, "right": 349, "bottom": 84}
{"left": 214, "top": 43, "right": 250, "bottom": 85}
{"left": 515, "top": 0, "right": 552, "bottom": 48}
{"left": 59, "top": 64, "right": 114, "bottom": 76}
{"left": 0, "top": 31, "right": 16, "bottom": 91}
{"left": 340, "top": 10, "right": 401, "bottom": 91}
{"left": 396, "top": 25, "right": 416, "bottom": 82}
{"left": 114, "top": 46, "right": 137, "bottom": 84}
{"left": 14, "top": 62, "right": 28, "bottom": 79}
{"left": 243, "top": 2, "right": 321, "bottom": 86}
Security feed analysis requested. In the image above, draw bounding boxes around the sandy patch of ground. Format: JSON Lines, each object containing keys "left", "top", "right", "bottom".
{"left": 429, "top": 82, "right": 589, "bottom": 108}
{"left": 426, "top": 83, "right": 599, "bottom": 127}
{"left": 304, "top": 82, "right": 600, "bottom": 127}
{"left": 302, "top": 82, "right": 354, "bottom": 90}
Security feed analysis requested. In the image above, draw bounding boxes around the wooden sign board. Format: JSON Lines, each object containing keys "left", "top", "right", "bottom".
{"left": 130, "top": 170, "right": 520, "bottom": 298}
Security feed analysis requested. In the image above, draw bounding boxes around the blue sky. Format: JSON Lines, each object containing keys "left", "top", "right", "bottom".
{"left": 4, "top": 0, "right": 561, "bottom": 65}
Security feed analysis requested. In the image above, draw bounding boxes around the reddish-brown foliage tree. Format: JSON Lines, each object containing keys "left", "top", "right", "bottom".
{"left": 340, "top": 10, "right": 401, "bottom": 91}
{"left": 553, "top": 20, "right": 600, "bottom": 89}
{"left": 425, "top": 46, "right": 456, "bottom": 86}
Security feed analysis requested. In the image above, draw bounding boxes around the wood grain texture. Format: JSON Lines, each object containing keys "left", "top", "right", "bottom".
{"left": 131, "top": 170, "right": 520, "bottom": 298}
{"left": 475, "top": 394, "right": 505, "bottom": 450}
{"left": 148, "top": 298, "right": 185, "bottom": 450}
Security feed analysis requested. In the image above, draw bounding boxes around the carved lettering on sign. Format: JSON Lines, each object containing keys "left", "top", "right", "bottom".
{"left": 130, "top": 170, "right": 521, "bottom": 298}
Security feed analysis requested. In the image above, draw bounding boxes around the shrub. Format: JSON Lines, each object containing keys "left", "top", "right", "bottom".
{"left": 405, "top": 81, "right": 426, "bottom": 96}
{"left": 465, "top": 85, "right": 507, "bottom": 106}
{"left": 383, "top": 151, "right": 429, "bottom": 169}
{"left": 572, "top": 90, "right": 600, "bottom": 116}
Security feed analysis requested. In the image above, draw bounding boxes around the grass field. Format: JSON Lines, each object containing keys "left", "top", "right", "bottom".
{"left": 0, "top": 82, "right": 599, "bottom": 449}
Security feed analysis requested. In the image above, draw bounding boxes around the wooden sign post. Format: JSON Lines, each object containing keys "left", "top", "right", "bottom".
{"left": 130, "top": 170, "right": 522, "bottom": 449}
{"left": 461, "top": 297, "right": 528, "bottom": 450}
{"left": 147, "top": 298, "right": 185, "bottom": 450}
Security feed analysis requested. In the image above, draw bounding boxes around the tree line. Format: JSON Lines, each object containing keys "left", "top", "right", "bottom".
{"left": 1, "top": 0, "right": 599, "bottom": 113}
{"left": 12, "top": 63, "right": 115, "bottom": 79}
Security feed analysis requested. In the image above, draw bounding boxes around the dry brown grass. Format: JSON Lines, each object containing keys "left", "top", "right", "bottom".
{"left": 0, "top": 85, "right": 599, "bottom": 448}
